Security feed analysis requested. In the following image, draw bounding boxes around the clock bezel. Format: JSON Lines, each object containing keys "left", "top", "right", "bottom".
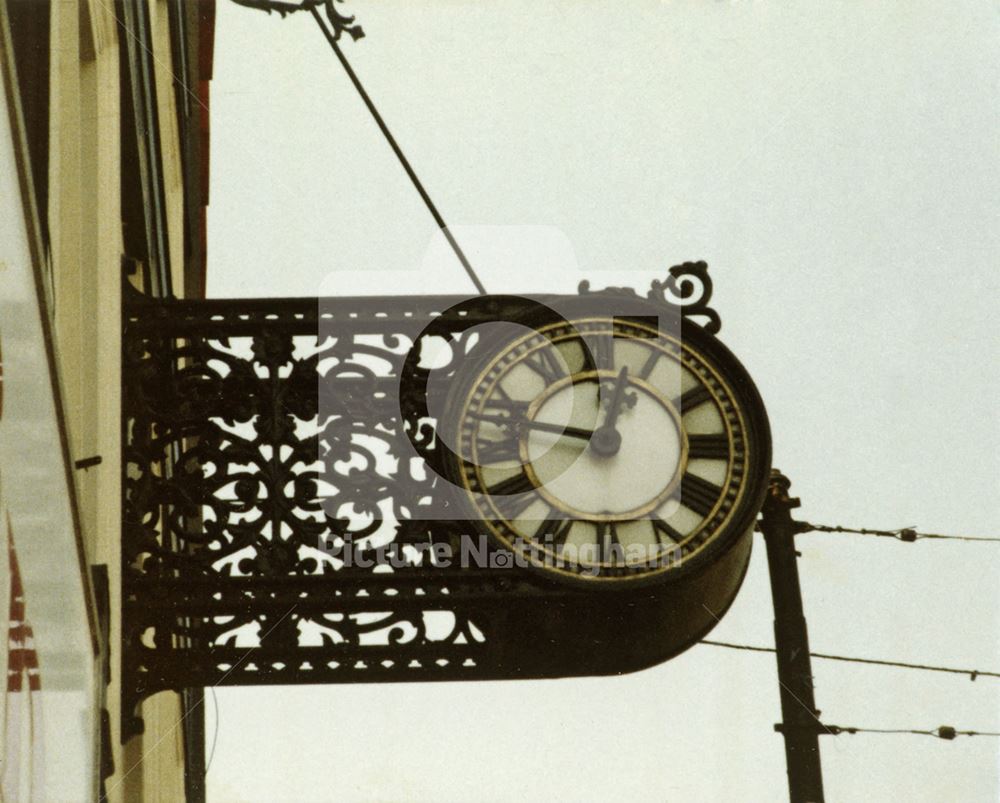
{"left": 434, "top": 295, "right": 771, "bottom": 588}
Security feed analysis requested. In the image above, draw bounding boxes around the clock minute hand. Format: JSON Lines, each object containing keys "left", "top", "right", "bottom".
{"left": 518, "top": 419, "right": 596, "bottom": 441}
{"left": 603, "top": 366, "right": 630, "bottom": 432}
{"left": 590, "top": 366, "right": 630, "bottom": 457}
{"left": 469, "top": 412, "right": 595, "bottom": 442}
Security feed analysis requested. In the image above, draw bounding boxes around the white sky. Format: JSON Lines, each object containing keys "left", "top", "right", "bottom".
{"left": 204, "top": 2, "right": 999, "bottom": 800}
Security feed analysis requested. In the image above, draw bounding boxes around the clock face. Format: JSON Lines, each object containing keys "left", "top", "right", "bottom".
{"left": 441, "top": 311, "right": 769, "bottom": 585}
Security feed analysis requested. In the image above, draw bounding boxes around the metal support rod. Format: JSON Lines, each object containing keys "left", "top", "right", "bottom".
{"left": 760, "top": 470, "right": 825, "bottom": 803}
{"left": 309, "top": 5, "right": 487, "bottom": 295}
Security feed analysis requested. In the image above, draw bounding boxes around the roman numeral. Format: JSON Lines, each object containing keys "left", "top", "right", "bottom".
{"left": 481, "top": 385, "right": 531, "bottom": 418}
{"left": 650, "top": 516, "right": 685, "bottom": 544}
{"left": 534, "top": 510, "right": 574, "bottom": 548}
{"left": 637, "top": 349, "right": 661, "bottom": 379}
{"left": 680, "top": 473, "right": 723, "bottom": 517}
{"left": 488, "top": 471, "right": 535, "bottom": 497}
{"left": 523, "top": 346, "right": 566, "bottom": 384}
{"left": 487, "top": 472, "right": 537, "bottom": 519}
{"left": 687, "top": 434, "right": 730, "bottom": 460}
{"left": 475, "top": 436, "right": 520, "bottom": 464}
{"left": 587, "top": 332, "right": 615, "bottom": 373}
{"left": 596, "top": 520, "right": 621, "bottom": 563}
{"left": 673, "top": 384, "right": 713, "bottom": 413}
{"left": 473, "top": 389, "right": 530, "bottom": 434}
{"left": 468, "top": 410, "right": 525, "bottom": 437}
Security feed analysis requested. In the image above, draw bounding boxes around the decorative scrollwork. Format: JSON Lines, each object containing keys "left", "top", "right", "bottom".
{"left": 121, "top": 280, "right": 738, "bottom": 740}
{"left": 647, "top": 260, "right": 721, "bottom": 334}
{"left": 122, "top": 293, "right": 636, "bottom": 737}
{"left": 576, "top": 280, "right": 640, "bottom": 300}
{"left": 229, "top": 0, "right": 364, "bottom": 41}
{"left": 578, "top": 261, "right": 721, "bottom": 333}
{"left": 121, "top": 295, "right": 489, "bottom": 738}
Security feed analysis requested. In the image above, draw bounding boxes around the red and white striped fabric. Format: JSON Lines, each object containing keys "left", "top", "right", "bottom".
{"left": 0, "top": 324, "right": 44, "bottom": 800}
{"left": 1, "top": 519, "right": 44, "bottom": 802}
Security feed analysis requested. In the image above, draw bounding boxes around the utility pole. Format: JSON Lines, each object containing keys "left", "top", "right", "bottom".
{"left": 760, "top": 470, "right": 825, "bottom": 803}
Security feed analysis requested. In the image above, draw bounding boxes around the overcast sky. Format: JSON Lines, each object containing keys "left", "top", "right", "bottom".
{"left": 204, "top": 2, "right": 999, "bottom": 800}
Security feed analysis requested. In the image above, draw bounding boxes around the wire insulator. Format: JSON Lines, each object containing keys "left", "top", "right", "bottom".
{"left": 824, "top": 724, "right": 1000, "bottom": 739}
{"left": 800, "top": 522, "right": 1000, "bottom": 543}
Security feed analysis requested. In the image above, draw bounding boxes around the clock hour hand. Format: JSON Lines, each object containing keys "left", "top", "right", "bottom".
{"left": 590, "top": 366, "right": 630, "bottom": 457}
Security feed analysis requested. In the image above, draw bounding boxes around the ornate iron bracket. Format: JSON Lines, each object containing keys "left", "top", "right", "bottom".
{"left": 120, "top": 264, "right": 736, "bottom": 741}
{"left": 229, "top": 0, "right": 364, "bottom": 40}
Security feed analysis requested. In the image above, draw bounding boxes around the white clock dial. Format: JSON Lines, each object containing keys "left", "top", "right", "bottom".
{"left": 445, "top": 315, "right": 757, "bottom": 584}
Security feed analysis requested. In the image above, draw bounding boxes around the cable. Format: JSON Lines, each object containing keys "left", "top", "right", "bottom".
{"left": 308, "top": 5, "right": 488, "bottom": 295}
{"left": 206, "top": 686, "right": 220, "bottom": 774}
{"left": 700, "top": 640, "right": 1000, "bottom": 682}
{"left": 801, "top": 523, "right": 1000, "bottom": 543}
{"left": 824, "top": 725, "right": 1000, "bottom": 740}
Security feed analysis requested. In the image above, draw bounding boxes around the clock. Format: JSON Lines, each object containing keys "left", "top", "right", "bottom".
{"left": 436, "top": 293, "right": 771, "bottom": 587}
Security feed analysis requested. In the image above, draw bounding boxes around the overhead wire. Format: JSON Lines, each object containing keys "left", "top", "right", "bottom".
{"left": 824, "top": 725, "right": 1000, "bottom": 740}
{"left": 700, "top": 640, "right": 1000, "bottom": 682}
{"left": 800, "top": 523, "right": 1000, "bottom": 543}
{"left": 206, "top": 686, "right": 220, "bottom": 774}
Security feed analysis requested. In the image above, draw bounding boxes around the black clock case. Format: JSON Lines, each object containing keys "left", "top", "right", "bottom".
{"left": 429, "top": 293, "right": 772, "bottom": 676}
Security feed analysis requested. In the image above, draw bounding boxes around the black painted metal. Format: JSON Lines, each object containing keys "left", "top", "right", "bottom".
{"left": 229, "top": 0, "right": 364, "bottom": 41}
{"left": 761, "top": 472, "right": 825, "bottom": 803}
{"left": 121, "top": 263, "right": 750, "bottom": 740}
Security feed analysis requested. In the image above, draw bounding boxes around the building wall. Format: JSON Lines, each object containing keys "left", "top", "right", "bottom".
{"left": 4, "top": 0, "right": 205, "bottom": 798}
{"left": 150, "top": 0, "right": 186, "bottom": 294}
{"left": 1, "top": 0, "right": 99, "bottom": 795}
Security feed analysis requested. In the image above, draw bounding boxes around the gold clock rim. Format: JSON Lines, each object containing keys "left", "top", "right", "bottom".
{"left": 453, "top": 316, "right": 751, "bottom": 583}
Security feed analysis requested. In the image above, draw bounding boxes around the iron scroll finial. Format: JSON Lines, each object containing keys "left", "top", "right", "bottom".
{"left": 578, "top": 260, "right": 722, "bottom": 333}
{"left": 230, "top": 0, "right": 365, "bottom": 40}
{"left": 647, "top": 261, "right": 720, "bottom": 334}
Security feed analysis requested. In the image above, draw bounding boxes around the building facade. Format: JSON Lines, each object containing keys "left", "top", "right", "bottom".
{"left": 0, "top": 0, "right": 214, "bottom": 798}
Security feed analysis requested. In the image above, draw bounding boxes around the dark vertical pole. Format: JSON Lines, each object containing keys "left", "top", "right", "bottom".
{"left": 181, "top": 687, "right": 207, "bottom": 803}
{"left": 760, "top": 470, "right": 825, "bottom": 803}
